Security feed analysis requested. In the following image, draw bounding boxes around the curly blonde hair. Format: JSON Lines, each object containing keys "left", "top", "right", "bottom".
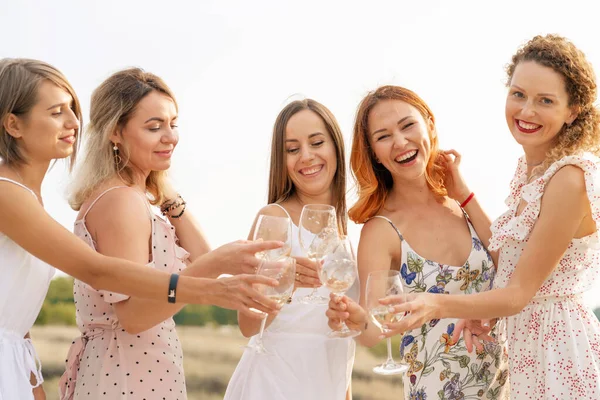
{"left": 506, "top": 34, "right": 600, "bottom": 174}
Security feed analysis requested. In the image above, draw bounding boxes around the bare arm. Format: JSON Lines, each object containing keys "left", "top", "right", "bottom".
{"left": 441, "top": 149, "right": 498, "bottom": 265}
{"left": 382, "top": 166, "right": 593, "bottom": 334}
{"left": 0, "top": 182, "right": 282, "bottom": 315}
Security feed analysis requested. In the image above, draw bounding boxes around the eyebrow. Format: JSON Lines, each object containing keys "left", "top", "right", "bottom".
{"left": 285, "top": 132, "right": 325, "bottom": 142}
{"left": 46, "top": 101, "right": 71, "bottom": 111}
{"left": 371, "top": 116, "right": 411, "bottom": 136}
{"left": 511, "top": 85, "right": 557, "bottom": 98}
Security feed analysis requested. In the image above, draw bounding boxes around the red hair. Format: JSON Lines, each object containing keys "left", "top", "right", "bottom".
{"left": 348, "top": 85, "right": 447, "bottom": 224}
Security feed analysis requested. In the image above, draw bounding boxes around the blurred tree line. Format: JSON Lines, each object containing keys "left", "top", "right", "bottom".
{"left": 34, "top": 277, "right": 600, "bottom": 327}
{"left": 35, "top": 277, "right": 237, "bottom": 326}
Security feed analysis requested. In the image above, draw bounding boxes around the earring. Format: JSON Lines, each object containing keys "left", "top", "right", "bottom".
{"left": 112, "top": 143, "right": 121, "bottom": 166}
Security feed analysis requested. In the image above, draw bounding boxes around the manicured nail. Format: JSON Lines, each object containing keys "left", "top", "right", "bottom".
{"left": 388, "top": 306, "right": 395, "bottom": 313}
{"left": 378, "top": 335, "right": 386, "bottom": 340}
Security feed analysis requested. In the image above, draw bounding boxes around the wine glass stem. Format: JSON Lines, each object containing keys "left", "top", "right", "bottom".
{"left": 385, "top": 337, "right": 395, "bottom": 364}
{"left": 257, "top": 314, "right": 268, "bottom": 343}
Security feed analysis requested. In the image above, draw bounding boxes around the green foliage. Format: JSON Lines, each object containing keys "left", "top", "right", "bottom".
{"left": 35, "top": 276, "right": 239, "bottom": 327}
{"left": 367, "top": 335, "right": 402, "bottom": 358}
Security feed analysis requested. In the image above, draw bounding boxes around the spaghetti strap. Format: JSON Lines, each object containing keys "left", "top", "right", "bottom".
{"left": 0, "top": 177, "right": 38, "bottom": 200}
{"left": 369, "top": 215, "right": 404, "bottom": 242}
{"left": 82, "top": 186, "right": 153, "bottom": 221}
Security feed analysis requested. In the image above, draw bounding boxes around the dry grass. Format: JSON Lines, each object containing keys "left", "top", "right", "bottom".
{"left": 31, "top": 325, "right": 403, "bottom": 400}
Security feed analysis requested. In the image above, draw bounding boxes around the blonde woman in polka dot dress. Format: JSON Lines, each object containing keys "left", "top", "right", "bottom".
{"left": 378, "top": 35, "right": 600, "bottom": 399}
{"left": 58, "top": 68, "right": 284, "bottom": 400}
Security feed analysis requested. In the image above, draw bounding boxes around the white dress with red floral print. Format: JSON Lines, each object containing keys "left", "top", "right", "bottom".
{"left": 490, "top": 153, "right": 600, "bottom": 399}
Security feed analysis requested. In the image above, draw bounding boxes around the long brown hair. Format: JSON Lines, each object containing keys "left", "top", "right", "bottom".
{"left": 268, "top": 99, "right": 348, "bottom": 234}
{"left": 348, "top": 85, "right": 446, "bottom": 224}
{"left": 0, "top": 58, "right": 82, "bottom": 168}
{"left": 69, "top": 68, "right": 177, "bottom": 210}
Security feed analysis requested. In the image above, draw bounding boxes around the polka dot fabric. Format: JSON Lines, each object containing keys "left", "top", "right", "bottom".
{"left": 59, "top": 187, "right": 189, "bottom": 400}
{"left": 490, "top": 154, "right": 600, "bottom": 399}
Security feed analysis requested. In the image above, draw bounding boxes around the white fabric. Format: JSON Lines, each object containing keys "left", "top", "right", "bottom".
{"left": 0, "top": 178, "right": 55, "bottom": 399}
{"left": 224, "top": 218, "right": 358, "bottom": 400}
{"left": 490, "top": 154, "right": 600, "bottom": 398}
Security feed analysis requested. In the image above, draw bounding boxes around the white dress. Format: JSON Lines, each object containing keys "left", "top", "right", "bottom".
{"left": 224, "top": 218, "right": 358, "bottom": 400}
{"left": 0, "top": 178, "right": 55, "bottom": 400}
{"left": 489, "top": 154, "right": 600, "bottom": 399}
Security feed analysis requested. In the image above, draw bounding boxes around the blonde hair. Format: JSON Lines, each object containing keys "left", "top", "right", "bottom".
{"left": 268, "top": 99, "right": 348, "bottom": 235}
{"left": 69, "top": 68, "right": 177, "bottom": 210}
{"left": 507, "top": 35, "right": 600, "bottom": 174}
{"left": 0, "top": 58, "right": 82, "bottom": 168}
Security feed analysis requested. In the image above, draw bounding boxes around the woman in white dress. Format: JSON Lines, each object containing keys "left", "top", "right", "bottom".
{"left": 369, "top": 35, "right": 600, "bottom": 399}
{"left": 224, "top": 99, "right": 357, "bottom": 400}
{"left": 0, "top": 58, "right": 282, "bottom": 400}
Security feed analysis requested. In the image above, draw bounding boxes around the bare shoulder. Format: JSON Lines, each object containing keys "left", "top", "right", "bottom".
{"left": 256, "top": 203, "right": 290, "bottom": 218}
{"left": 85, "top": 187, "right": 151, "bottom": 236}
{"left": 543, "top": 165, "right": 587, "bottom": 201}
{"left": 359, "top": 216, "right": 402, "bottom": 253}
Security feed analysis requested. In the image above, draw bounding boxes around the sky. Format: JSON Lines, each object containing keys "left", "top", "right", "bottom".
{"left": 2, "top": 0, "right": 600, "bottom": 305}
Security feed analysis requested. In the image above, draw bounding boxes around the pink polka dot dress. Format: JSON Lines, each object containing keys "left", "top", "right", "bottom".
{"left": 489, "top": 154, "right": 600, "bottom": 399}
{"left": 58, "top": 187, "right": 189, "bottom": 400}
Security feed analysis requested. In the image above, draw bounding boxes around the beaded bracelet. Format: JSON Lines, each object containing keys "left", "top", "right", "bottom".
{"left": 160, "top": 194, "right": 184, "bottom": 216}
{"left": 170, "top": 203, "right": 186, "bottom": 219}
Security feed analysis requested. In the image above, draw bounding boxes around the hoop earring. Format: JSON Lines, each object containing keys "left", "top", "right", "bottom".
{"left": 112, "top": 143, "right": 122, "bottom": 166}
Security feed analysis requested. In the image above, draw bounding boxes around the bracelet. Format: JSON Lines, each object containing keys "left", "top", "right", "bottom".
{"left": 460, "top": 192, "right": 474, "bottom": 208}
{"left": 170, "top": 203, "right": 186, "bottom": 219}
{"left": 160, "top": 194, "right": 184, "bottom": 216}
{"left": 167, "top": 273, "right": 179, "bottom": 303}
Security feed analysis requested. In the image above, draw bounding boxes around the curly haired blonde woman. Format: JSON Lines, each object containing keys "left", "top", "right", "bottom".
{"left": 370, "top": 35, "right": 600, "bottom": 398}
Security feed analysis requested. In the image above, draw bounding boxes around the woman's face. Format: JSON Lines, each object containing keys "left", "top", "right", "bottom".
{"left": 284, "top": 109, "right": 338, "bottom": 198}
{"left": 505, "top": 61, "right": 578, "bottom": 155}
{"left": 368, "top": 99, "right": 434, "bottom": 182}
{"left": 6, "top": 80, "right": 79, "bottom": 164}
{"left": 114, "top": 91, "right": 179, "bottom": 176}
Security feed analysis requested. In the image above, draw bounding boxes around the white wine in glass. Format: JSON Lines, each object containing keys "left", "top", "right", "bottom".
{"left": 298, "top": 204, "right": 338, "bottom": 305}
{"left": 319, "top": 236, "right": 361, "bottom": 338}
{"left": 366, "top": 270, "right": 408, "bottom": 375}
{"left": 253, "top": 214, "right": 292, "bottom": 260}
{"left": 246, "top": 257, "right": 296, "bottom": 354}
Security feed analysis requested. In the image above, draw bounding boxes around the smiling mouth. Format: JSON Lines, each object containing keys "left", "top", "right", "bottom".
{"left": 395, "top": 150, "right": 418, "bottom": 164}
{"left": 59, "top": 135, "right": 76, "bottom": 144}
{"left": 298, "top": 164, "right": 323, "bottom": 176}
{"left": 516, "top": 119, "right": 542, "bottom": 134}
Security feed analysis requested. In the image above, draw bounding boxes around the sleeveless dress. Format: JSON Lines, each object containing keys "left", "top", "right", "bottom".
{"left": 0, "top": 178, "right": 54, "bottom": 400}
{"left": 59, "top": 186, "right": 190, "bottom": 400}
{"left": 373, "top": 212, "right": 509, "bottom": 400}
{"left": 489, "top": 153, "right": 600, "bottom": 399}
{"left": 224, "top": 204, "right": 358, "bottom": 400}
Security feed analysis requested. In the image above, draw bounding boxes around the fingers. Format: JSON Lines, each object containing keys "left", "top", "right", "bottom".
{"left": 464, "top": 327, "right": 474, "bottom": 353}
{"left": 241, "top": 274, "right": 279, "bottom": 286}
{"left": 239, "top": 306, "right": 267, "bottom": 320}
{"left": 379, "top": 294, "right": 411, "bottom": 306}
{"left": 380, "top": 315, "right": 418, "bottom": 338}
{"left": 246, "top": 240, "right": 285, "bottom": 253}
{"left": 293, "top": 258, "right": 322, "bottom": 287}
{"left": 452, "top": 319, "right": 466, "bottom": 343}
{"left": 472, "top": 335, "right": 485, "bottom": 353}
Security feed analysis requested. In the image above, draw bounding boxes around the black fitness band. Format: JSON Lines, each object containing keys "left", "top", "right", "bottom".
{"left": 168, "top": 273, "right": 179, "bottom": 303}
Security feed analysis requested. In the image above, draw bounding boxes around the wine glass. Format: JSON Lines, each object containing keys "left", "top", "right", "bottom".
{"left": 253, "top": 214, "right": 292, "bottom": 260}
{"left": 319, "top": 236, "right": 361, "bottom": 338}
{"left": 366, "top": 270, "right": 409, "bottom": 375}
{"left": 298, "top": 204, "right": 338, "bottom": 304}
{"left": 247, "top": 256, "right": 296, "bottom": 354}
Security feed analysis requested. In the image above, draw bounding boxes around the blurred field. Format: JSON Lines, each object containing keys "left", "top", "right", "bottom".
{"left": 31, "top": 325, "right": 403, "bottom": 400}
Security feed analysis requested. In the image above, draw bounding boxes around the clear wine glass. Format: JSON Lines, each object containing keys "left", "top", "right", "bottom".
{"left": 246, "top": 256, "right": 296, "bottom": 354}
{"left": 253, "top": 214, "right": 292, "bottom": 260}
{"left": 319, "top": 236, "right": 361, "bottom": 338}
{"left": 298, "top": 204, "right": 338, "bottom": 305}
{"left": 366, "top": 270, "right": 409, "bottom": 375}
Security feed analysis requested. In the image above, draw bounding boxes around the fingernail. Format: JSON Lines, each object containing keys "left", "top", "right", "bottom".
{"left": 482, "top": 323, "right": 490, "bottom": 327}
{"left": 387, "top": 307, "right": 395, "bottom": 313}
{"left": 378, "top": 335, "right": 385, "bottom": 340}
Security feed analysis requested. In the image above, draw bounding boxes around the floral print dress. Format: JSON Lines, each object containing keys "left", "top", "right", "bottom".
{"left": 489, "top": 154, "right": 600, "bottom": 399}
{"left": 373, "top": 215, "right": 509, "bottom": 400}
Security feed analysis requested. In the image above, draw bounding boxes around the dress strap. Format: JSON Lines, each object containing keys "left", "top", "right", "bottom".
{"left": 369, "top": 215, "right": 404, "bottom": 242}
{"left": 0, "top": 177, "right": 38, "bottom": 200}
{"left": 82, "top": 186, "right": 153, "bottom": 221}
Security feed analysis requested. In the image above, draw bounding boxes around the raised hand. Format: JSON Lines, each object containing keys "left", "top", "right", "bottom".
{"left": 293, "top": 257, "right": 322, "bottom": 288}
{"left": 451, "top": 319, "right": 496, "bottom": 353}
{"left": 206, "top": 274, "right": 282, "bottom": 319}
{"left": 439, "top": 149, "right": 471, "bottom": 204}
{"left": 202, "top": 239, "right": 284, "bottom": 276}
{"left": 325, "top": 293, "right": 367, "bottom": 332}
